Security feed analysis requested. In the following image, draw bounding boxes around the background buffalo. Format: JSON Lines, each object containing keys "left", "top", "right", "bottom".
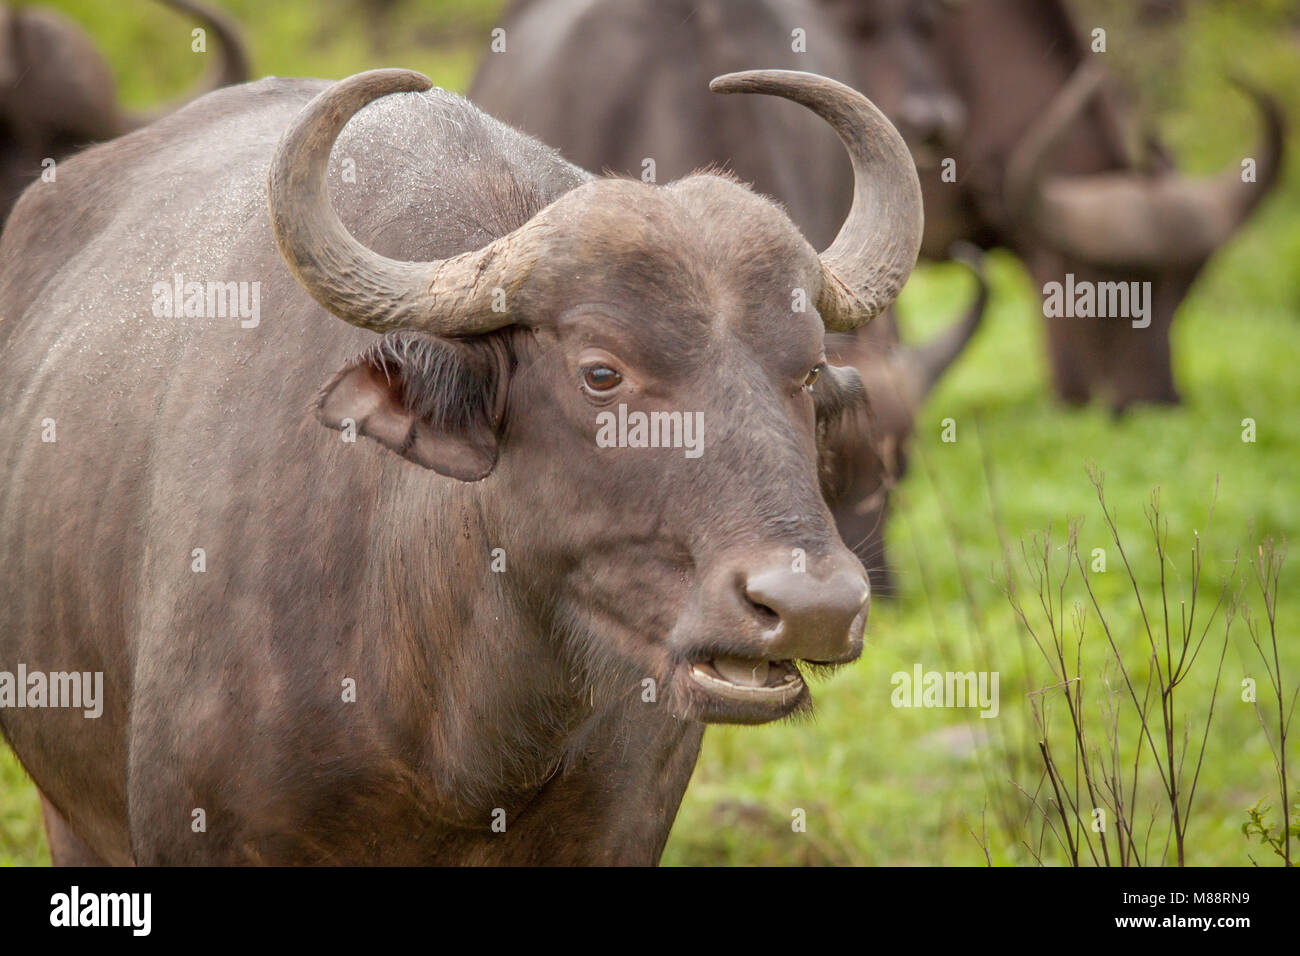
{"left": 0, "top": 0, "right": 248, "bottom": 220}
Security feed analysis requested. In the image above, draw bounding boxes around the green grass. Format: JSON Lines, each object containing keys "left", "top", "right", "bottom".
{"left": 0, "top": 748, "right": 47, "bottom": 866}
{"left": 41, "top": 0, "right": 502, "bottom": 101}
{"left": 2, "top": 0, "right": 1296, "bottom": 866}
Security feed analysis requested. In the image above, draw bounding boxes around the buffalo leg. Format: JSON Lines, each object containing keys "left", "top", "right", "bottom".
{"left": 39, "top": 793, "right": 109, "bottom": 866}
{"left": 1043, "top": 317, "right": 1096, "bottom": 405}
{"left": 1104, "top": 295, "right": 1182, "bottom": 411}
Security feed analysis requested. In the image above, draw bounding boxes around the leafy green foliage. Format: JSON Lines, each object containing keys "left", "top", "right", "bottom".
{"left": 1241, "top": 797, "right": 1300, "bottom": 865}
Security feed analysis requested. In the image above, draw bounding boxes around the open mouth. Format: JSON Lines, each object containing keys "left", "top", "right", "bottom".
{"left": 690, "top": 656, "right": 802, "bottom": 697}
{"left": 685, "top": 655, "right": 807, "bottom": 722}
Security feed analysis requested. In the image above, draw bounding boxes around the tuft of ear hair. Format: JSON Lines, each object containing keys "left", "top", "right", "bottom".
{"left": 314, "top": 330, "right": 510, "bottom": 481}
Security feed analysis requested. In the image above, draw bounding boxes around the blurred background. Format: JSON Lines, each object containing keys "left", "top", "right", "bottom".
{"left": 1, "top": 0, "right": 1297, "bottom": 865}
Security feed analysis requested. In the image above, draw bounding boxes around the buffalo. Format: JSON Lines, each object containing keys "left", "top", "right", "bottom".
{"left": 917, "top": 0, "right": 1284, "bottom": 409}
{"left": 816, "top": 0, "right": 967, "bottom": 160}
{"left": 471, "top": 0, "right": 988, "bottom": 592}
{"left": 0, "top": 68, "right": 920, "bottom": 864}
{"left": 821, "top": 245, "right": 987, "bottom": 594}
{"left": 0, "top": 0, "right": 249, "bottom": 220}
{"left": 470, "top": 0, "right": 856, "bottom": 248}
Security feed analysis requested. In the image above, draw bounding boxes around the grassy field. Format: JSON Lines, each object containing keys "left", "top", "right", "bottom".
{"left": 1, "top": 0, "right": 1296, "bottom": 866}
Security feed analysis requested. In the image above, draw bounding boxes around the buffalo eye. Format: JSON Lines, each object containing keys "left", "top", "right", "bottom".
{"left": 581, "top": 364, "right": 622, "bottom": 393}
{"left": 803, "top": 364, "right": 824, "bottom": 390}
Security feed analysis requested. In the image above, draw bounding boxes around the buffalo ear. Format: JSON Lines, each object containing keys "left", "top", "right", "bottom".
{"left": 314, "top": 331, "right": 509, "bottom": 481}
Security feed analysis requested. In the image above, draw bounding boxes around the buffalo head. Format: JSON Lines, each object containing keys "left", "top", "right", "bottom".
{"left": 823, "top": 244, "right": 987, "bottom": 594}
{"left": 268, "top": 68, "right": 924, "bottom": 723}
{"left": 819, "top": 0, "right": 967, "bottom": 162}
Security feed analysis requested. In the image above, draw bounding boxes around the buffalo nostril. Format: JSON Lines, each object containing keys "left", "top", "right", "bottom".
{"left": 744, "top": 596, "right": 780, "bottom": 628}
